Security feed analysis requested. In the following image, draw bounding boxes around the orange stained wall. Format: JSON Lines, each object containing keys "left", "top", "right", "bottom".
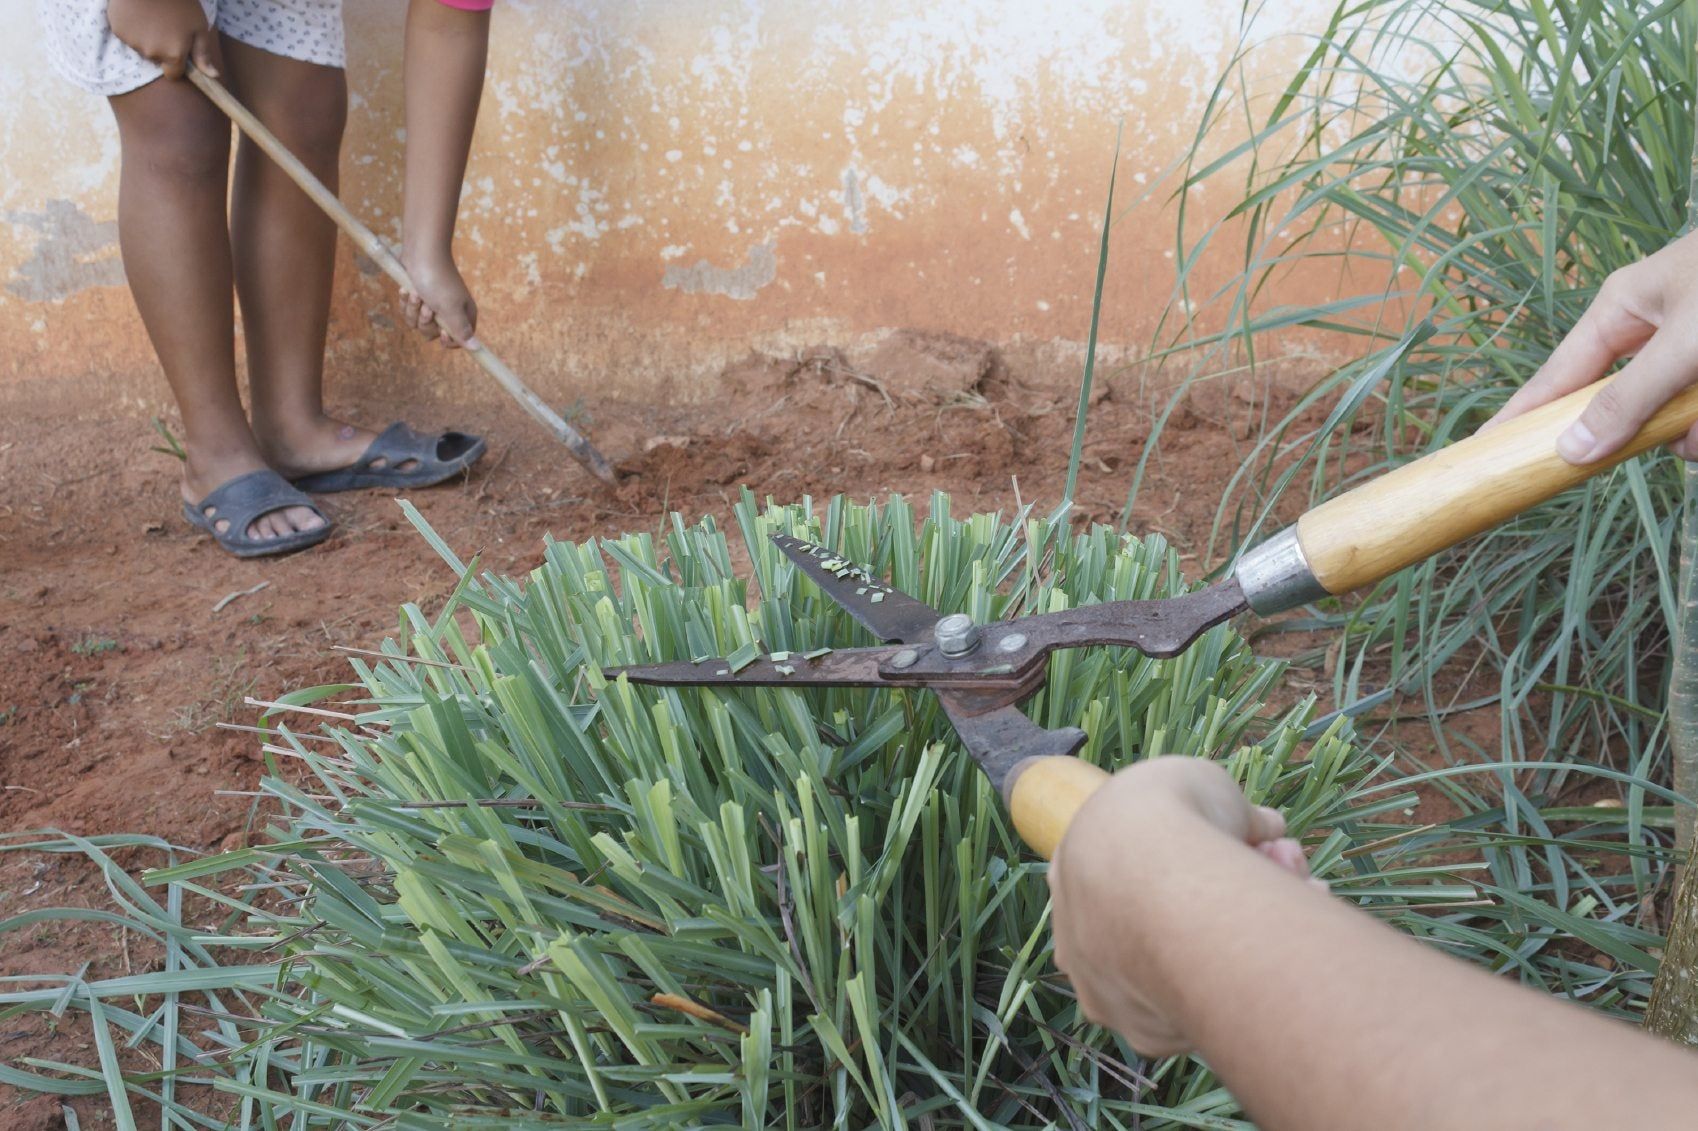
{"left": 0, "top": 0, "right": 1349, "bottom": 405}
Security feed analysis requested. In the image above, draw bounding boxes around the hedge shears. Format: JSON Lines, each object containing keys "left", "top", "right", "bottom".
{"left": 610, "top": 374, "right": 1698, "bottom": 858}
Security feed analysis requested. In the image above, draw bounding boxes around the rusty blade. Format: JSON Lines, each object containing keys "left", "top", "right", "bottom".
{"left": 611, "top": 651, "right": 1083, "bottom": 793}
{"left": 607, "top": 643, "right": 1004, "bottom": 690}
{"left": 611, "top": 652, "right": 1076, "bottom": 797}
{"left": 609, "top": 648, "right": 894, "bottom": 689}
{"left": 934, "top": 688, "right": 1087, "bottom": 796}
{"left": 1005, "top": 578, "right": 1250, "bottom": 660}
{"left": 770, "top": 534, "right": 943, "bottom": 644}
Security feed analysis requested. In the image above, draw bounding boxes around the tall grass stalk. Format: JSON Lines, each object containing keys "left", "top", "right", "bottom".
{"left": 1643, "top": 32, "right": 1698, "bottom": 1041}
{"left": 1064, "top": 124, "right": 1122, "bottom": 505}
{"left": 1667, "top": 58, "right": 1698, "bottom": 854}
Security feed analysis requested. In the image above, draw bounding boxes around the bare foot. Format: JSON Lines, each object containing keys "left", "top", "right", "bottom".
{"left": 181, "top": 448, "right": 327, "bottom": 543}
{"left": 257, "top": 416, "right": 424, "bottom": 479}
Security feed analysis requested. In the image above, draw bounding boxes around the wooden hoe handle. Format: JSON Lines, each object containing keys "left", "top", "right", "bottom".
{"left": 1006, "top": 757, "right": 1112, "bottom": 860}
{"left": 1296, "top": 374, "right": 1698, "bottom": 595}
{"left": 186, "top": 66, "right": 618, "bottom": 486}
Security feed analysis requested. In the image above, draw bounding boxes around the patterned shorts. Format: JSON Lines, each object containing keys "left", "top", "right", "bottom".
{"left": 40, "top": 0, "right": 345, "bottom": 97}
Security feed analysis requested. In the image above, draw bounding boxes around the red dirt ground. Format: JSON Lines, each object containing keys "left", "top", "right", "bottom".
{"left": 0, "top": 334, "right": 1354, "bottom": 1127}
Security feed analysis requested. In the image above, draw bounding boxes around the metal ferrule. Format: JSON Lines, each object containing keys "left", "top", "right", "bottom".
{"left": 1233, "top": 525, "right": 1329, "bottom": 615}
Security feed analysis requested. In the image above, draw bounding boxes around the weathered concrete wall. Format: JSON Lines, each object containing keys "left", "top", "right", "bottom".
{"left": 1, "top": 0, "right": 1341, "bottom": 405}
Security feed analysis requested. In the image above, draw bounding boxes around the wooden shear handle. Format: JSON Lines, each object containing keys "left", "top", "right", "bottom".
{"left": 1296, "top": 374, "right": 1698, "bottom": 596}
{"left": 1004, "top": 757, "right": 1111, "bottom": 860}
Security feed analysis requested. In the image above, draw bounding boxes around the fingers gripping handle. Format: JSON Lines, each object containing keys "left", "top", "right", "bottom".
{"left": 1005, "top": 757, "right": 1112, "bottom": 860}
{"left": 1240, "top": 374, "right": 1698, "bottom": 610}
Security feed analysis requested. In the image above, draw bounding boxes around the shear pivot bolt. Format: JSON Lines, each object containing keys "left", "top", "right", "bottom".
{"left": 934, "top": 614, "right": 981, "bottom": 657}
{"left": 998, "top": 633, "right": 1027, "bottom": 654}
{"left": 891, "top": 649, "right": 920, "bottom": 669}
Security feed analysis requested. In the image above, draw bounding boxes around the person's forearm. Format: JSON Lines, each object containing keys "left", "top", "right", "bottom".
{"left": 401, "top": 0, "right": 489, "bottom": 266}
{"left": 1121, "top": 809, "right": 1698, "bottom": 1130}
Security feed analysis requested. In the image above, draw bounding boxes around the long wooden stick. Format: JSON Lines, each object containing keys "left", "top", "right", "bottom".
{"left": 186, "top": 66, "right": 618, "bottom": 486}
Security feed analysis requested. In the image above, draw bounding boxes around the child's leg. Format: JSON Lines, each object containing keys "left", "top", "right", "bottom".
{"left": 108, "top": 77, "right": 326, "bottom": 542}
{"left": 219, "top": 36, "right": 376, "bottom": 479}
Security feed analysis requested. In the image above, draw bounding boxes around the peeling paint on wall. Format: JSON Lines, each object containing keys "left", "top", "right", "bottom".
{"left": 842, "top": 168, "right": 868, "bottom": 235}
{"left": 1, "top": 0, "right": 1351, "bottom": 396}
{"left": 5, "top": 200, "right": 124, "bottom": 302}
{"left": 662, "top": 240, "right": 777, "bottom": 300}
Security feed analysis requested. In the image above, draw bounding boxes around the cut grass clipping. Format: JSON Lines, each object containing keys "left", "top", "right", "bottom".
{"left": 4, "top": 495, "right": 1671, "bottom": 1127}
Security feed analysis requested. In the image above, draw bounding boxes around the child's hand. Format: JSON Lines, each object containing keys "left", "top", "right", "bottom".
{"left": 1486, "top": 229, "right": 1698, "bottom": 462}
{"left": 108, "top": 0, "right": 223, "bottom": 81}
{"left": 399, "top": 252, "right": 479, "bottom": 350}
{"left": 1047, "top": 757, "right": 1318, "bottom": 1055}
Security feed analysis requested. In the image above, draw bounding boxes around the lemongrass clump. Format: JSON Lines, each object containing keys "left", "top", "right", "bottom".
{"left": 6, "top": 493, "right": 1672, "bottom": 1125}
{"left": 162, "top": 492, "right": 1399, "bottom": 1127}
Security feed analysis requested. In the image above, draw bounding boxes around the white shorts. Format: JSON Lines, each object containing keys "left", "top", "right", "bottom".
{"left": 40, "top": 0, "right": 346, "bottom": 97}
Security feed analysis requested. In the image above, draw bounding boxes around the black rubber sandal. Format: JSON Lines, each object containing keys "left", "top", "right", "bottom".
{"left": 181, "top": 469, "right": 333, "bottom": 559}
{"left": 290, "top": 422, "right": 486, "bottom": 494}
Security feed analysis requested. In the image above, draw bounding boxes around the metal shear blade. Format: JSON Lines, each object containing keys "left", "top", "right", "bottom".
{"left": 768, "top": 533, "right": 947, "bottom": 644}
{"left": 606, "top": 533, "right": 1247, "bottom": 793}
